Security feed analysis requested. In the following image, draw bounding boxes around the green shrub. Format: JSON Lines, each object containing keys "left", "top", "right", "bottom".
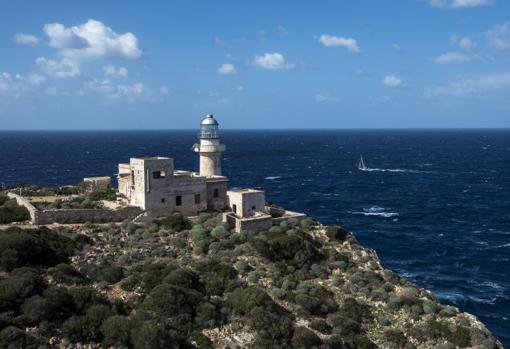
{"left": 100, "top": 315, "right": 132, "bottom": 347}
{"left": 310, "top": 318, "right": 332, "bottom": 334}
{"left": 438, "top": 306, "right": 457, "bottom": 317}
{"left": 291, "top": 326, "right": 321, "bottom": 348}
{"left": 68, "top": 286, "right": 107, "bottom": 314}
{"left": 384, "top": 328, "right": 408, "bottom": 348}
{"left": 251, "top": 229, "right": 322, "bottom": 267}
{"left": 271, "top": 288, "right": 287, "bottom": 299}
{"left": 245, "top": 306, "right": 293, "bottom": 340}
{"left": 300, "top": 218, "right": 316, "bottom": 231}
{"left": 99, "top": 265, "right": 124, "bottom": 283}
{"left": 129, "top": 321, "right": 176, "bottom": 349}
{"left": 234, "top": 260, "right": 250, "bottom": 274}
{"left": 326, "top": 226, "right": 350, "bottom": 242}
{"left": 294, "top": 282, "right": 338, "bottom": 316}
{"left": 0, "top": 196, "right": 8, "bottom": 206}
{"left": 159, "top": 214, "right": 192, "bottom": 231}
{"left": 143, "top": 283, "right": 203, "bottom": 319}
{"left": 310, "top": 263, "right": 328, "bottom": 278}
{"left": 48, "top": 263, "right": 87, "bottom": 285}
{"left": 229, "top": 287, "right": 274, "bottom": 315}
{"left": 0, "top": 267, "right": 44, "bottom": 310}
{"left": 422, "top": 299, "right": 438, "bottom": 314}
{"left": 190, "top": 226, "right": 208, "bottom": 241}
{"left": 0, "top": 200, "right": 30, "bottom": 224}
{"left": 0, "top": 228, "right": 74, "bottom": 271}
{"left": 87, "top": 188, "right": 116, "bottom": 202}
{"left": 193, "top": 259, "right": 238, "bottom": 296}
{"left": 211, "top": 225, "right": 229, "bottom": 240}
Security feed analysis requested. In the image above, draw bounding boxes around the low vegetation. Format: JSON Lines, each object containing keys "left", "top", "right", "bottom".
{"left": 0, "top": 213, "right": 502, "bottom": 348}
{"left": 0, "top": 196, "right": 30, "bottom": 224}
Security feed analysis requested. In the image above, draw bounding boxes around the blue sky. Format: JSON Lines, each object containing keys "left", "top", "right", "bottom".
{"left": 1, "top": 0, "right": 510, "bottom": 129}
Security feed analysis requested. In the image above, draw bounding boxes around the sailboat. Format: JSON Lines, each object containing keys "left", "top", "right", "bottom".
{"left": 358, "top": 155, "right": 369, "bottom": 171}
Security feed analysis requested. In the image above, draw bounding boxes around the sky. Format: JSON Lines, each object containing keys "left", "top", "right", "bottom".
{"left": 1, "top": 0, "right": 510, "bottom": 129}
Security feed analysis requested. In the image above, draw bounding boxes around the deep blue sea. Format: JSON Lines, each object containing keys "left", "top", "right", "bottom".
{"left": 0, "top": 130, "right": 509, "bottom": 346}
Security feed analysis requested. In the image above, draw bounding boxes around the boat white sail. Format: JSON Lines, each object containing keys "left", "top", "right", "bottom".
{"left": 358, "top": 155, "right": 369, "bottom": 171}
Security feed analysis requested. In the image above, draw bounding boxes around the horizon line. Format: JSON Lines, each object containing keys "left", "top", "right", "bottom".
{"left": 1, "top": 127, "right": 510, "bottom": 132}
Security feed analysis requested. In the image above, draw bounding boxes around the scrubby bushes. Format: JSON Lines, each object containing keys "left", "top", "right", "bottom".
{"left": 0, "top": 198, "right": 30, "bottom": 224}
{"left": 251, "top": 229, "right": 323, "bottom": 267}
{"left": 326, "top": 226, "right": 350, "bottom": 242}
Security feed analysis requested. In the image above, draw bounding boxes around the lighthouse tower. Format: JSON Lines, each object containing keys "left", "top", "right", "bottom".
{"left": 193, "top": 114, "right": 226, "bottom": 177}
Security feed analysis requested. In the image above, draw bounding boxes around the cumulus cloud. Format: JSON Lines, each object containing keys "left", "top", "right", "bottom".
{"left": 382, "top": 75, "right": 403, "bottom": 88}
{"left": 13, "top": 33, "right": 39, "bottom": 45}
{"left": 35, "top": 57, "right": 80, "bottom": 78}
{"left": 317, "top": 34, "right": 360, "bottom": 53}
{"left": 315, "top": 94, "right": 338, "bottom": 104}
{"left": 217, "top": 63, "right": 237, "bottom": 75}
{"left": 430, "top": 0, "right": 492, "bottom": 8}
{"left": 430, "top": 73, "right": 510, "bottom": 97}
{"left": 486, "top": 22, "right": 510, "bottom": 51}
{"left": 87, "top": 78, "right": 151, "bottom": 100}
{"left": 432, "top": 52, "right": 472, "bottom": 64}
{"left": 459, "top": 37, "right": 476, "bottom": 50}
{"left": 252, "top": 53, "right": 295, "bottom": 70}
{"left": 43, "top": 19, "right": 142, "bottom": 61}
{"left": 0, "top": 72, "right": 46, "bottom": 93}
{"left": 103, "top": 65, "right": 128, "bottom": 78}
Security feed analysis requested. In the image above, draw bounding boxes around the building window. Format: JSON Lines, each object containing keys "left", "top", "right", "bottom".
{"left": 161, "top": 198, "right": 165, "bottom": 203}
{"left": 153, "top": 171, "right": 166, "bottom": 179}
{"left": 195, "top": 194, "right": 201, "bottom": 204}
{"left": 232, "top": 204, "right": 237, "bottom": 214}
{"left": 213, "top": 188, "right": 219, "bottom": 198}
{"left": 176, "top": 195, "right": 182, "bottom": 206}
{"left": 252, "top": 205, "right": 256, "bottom": 210}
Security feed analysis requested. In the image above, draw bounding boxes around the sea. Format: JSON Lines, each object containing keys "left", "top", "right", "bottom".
{"left": 0, "top": 129, "right": 509, "bottom": 346}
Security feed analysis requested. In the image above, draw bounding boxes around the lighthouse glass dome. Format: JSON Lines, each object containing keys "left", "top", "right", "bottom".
{"left": 199, "top": 114, "right": 220, "bottom": 139}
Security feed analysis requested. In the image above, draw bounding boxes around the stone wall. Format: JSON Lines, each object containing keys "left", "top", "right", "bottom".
{"left": 34, "top": 206, "right": 142, "bottom": 225}
{"left": 7, "top": 192, "right": 38, "bottom": 222}
{"left": 7, "top": 192, "right": 142, "bottom": 225}
{"left": 224, "top": 212, "right": 273, "bottom": 233}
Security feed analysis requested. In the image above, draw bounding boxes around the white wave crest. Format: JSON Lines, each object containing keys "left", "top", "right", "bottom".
{"left": 351, "top": 206, "right": 399, "bottom": 218}
{"left": 265, "top": 176, "right": 282, "bottom": 180}
{"left": 360, "top": 167, "right": 429, "bottom": 174}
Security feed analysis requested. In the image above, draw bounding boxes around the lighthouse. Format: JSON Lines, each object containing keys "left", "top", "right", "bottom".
{"left": 193, "top": 114, "right": 226, "bottom": 177}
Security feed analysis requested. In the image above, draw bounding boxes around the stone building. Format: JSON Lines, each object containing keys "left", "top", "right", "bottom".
{"left": 117, "top": 114, "right": 228, "bottom": 216}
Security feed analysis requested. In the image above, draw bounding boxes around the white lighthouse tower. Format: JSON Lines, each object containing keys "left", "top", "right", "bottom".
{"left": 193, "top": 114, "right": 226, "bottom": 177}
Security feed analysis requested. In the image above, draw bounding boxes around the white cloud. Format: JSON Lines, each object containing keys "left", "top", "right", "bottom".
{"left": 252, "top": 53, "right": 295, "bottom": 70}
{"left": 432, "top": 52, "right": 472, "bottom": 64}
{"left": 88, "top": 78, "right": 150, "bottom": 100}
{"left": 28, "top": 74, "right": 46, "bottom": 85}
{"left": 218, "top": 63, "right": 237, "bottom": 75}
{"left": 103, "top": 65, "right": 128, "bottom": 78}
{"left": 275, "top": 25, "right": 288, "bottom": 35}
{"left": 382, "top": 75, "right": 403, "bottom": 88}
{"left": 315, "top": 94, "right": 338, "bottom": 104}
{"left": 430, "top": 0, "right": 492, "bottom": 8}
{"left": 317, "top": 34, "right": 360, "bottom": 53}
{"left": 35, "top": 57, "right": 80, "bottom": 78}
{"left": 13, "top": 33, "right": 39, "bottom": 45}
{"left": 0, "top": 72, "right": 46, "bottom": 93}
{"left": 430, "top": 72, "right": 510, "bottom": 97}
{"left": 43, "top": 19, "right": 142, "bottom": 61}
{"left": 160, "top": 85, "right": 170, "bottom": 94}
{"left": 486, "top": 22, "right": 510, "bottom": 51}
{"left": 459, "top": 37, "right": 476, "bottom": 50}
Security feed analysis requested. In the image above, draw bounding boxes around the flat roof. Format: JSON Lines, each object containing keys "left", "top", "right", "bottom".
{"left": 132, "top": 156, "right": 171, "bottom": 160}
{"left": 227, "top": 188, "right": 264, "bottom": 194}
{"left": 84, "top": 176, "right": 111, "bottom": 180}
